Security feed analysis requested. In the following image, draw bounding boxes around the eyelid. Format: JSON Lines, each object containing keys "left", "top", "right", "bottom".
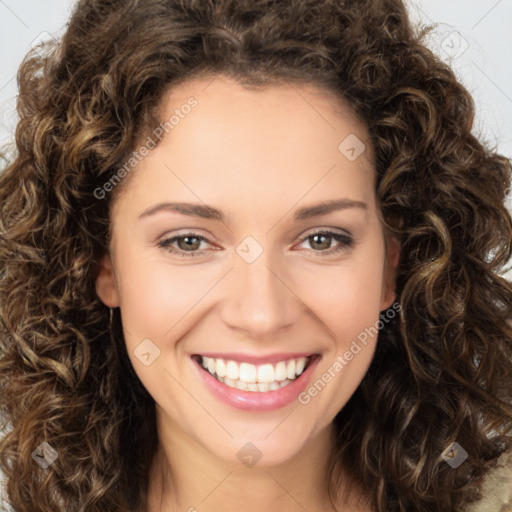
{"left": 297, "top": 226, "right": 352, "bottom": 241}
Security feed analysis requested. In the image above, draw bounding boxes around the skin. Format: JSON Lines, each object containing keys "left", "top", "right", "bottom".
{"left": 95, "top": 74, "right": 400, "bottom": 512}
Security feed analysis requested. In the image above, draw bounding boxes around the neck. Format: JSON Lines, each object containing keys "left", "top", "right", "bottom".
{"left": 145, "top": 405, "right": 347, "bottom": 512}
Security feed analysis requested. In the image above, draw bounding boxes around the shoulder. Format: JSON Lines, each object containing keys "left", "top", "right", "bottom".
{"left": 464, "top": 448, "right": 512, "bottom": 512}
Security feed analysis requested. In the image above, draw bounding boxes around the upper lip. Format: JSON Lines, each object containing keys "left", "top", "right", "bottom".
{"left": 193, "top": 352, "right": 317, "bottom": 365}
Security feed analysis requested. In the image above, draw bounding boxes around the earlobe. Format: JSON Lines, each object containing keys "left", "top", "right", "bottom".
{"left": 381, "top": 236, "right": 401, "bottom": 311}
{"left": 95, "top": 253, "right": 120, "bottom": 308}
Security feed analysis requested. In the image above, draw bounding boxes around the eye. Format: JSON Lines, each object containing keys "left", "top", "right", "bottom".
{"left": 157, "top": 229, "right": 354, "bottom": 258}
{"left": 157, "top": 232, "right": 214, "bottom": 257}
{"left": 296, "top": 229, "right": 354, "bottom": 255}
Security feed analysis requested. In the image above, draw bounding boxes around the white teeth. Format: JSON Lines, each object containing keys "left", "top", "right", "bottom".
{"left": 286, "top": 360, "right": 296, "bottom": 379}
{"left": 239, "top": 362, "right": 257, "bottom": 383}
{"left": 215, "top": 359, "right": 226, "bottom": 378}
{"left": 257, "top": 364, "right": 275, "bottom": 383}
{"left": 295, "top": 357, "right": 307, "bottom": 375}
{"left": 226, "top": 361, "right": 239, "bottom": 380}
{"left": 224, "top": 377, "right": 236, "bottom": 387}
{"left": 274, "top": 361, "right": 287, "bottom": 381}
{"left": 198, "top": 355, "right": 313, "bottom": 392}
{"left": 235, "top": 380, "right": 248, "bottom": 391}
{"left": 257, "top": 382, "right": 270, "bottom": 392}
{"left": 224, "top": 378, "right": 294, "bottom": 392}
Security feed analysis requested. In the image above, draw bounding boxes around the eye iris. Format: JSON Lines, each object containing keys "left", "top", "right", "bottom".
{"left": 310, "top": 234, "right": 331, "bottom": 250}
{"left": 178, "top": 236, "right": 201, "bottom": 251}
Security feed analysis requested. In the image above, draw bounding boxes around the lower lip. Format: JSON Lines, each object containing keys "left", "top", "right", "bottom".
{"left": 192, "top": 355, "right": 320, "bottom": 411}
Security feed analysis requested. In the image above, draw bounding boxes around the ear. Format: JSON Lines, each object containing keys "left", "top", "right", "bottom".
{"left": 95, "top": 253, "right": 120, "bottom": 308}
{"left": 380, "top": 235, "right": 400, "bottom": 311}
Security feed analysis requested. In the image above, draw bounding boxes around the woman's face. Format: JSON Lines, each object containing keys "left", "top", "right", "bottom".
{"left": 96, "top": 75, "right": 399, "bottom": 467}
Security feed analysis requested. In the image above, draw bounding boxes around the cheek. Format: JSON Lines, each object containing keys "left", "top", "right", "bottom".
{"left": 295, "top": 241, "right": 386, "bottom": 342}
{"left": 309, "top": 244, "right": 386, "bottom": 415}
{"left": 115, "top": 254, "right": 198, "bottom": 342}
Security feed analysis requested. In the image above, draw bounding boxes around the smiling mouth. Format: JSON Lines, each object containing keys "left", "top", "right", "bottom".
{"left": 191, "top": 354, "right": 317, "bottom": 393}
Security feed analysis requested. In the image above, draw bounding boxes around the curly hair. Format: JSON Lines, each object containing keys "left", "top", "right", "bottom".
{"left": 1, "top": 0, "right": 511, "bottom": 511}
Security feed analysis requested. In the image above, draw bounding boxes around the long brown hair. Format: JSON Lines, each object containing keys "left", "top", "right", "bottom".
{"left": 1, "top": 0, "right": 511, "bottom": 511}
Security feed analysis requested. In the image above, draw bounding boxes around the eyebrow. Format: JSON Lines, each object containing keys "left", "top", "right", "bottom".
{"left": 138, "top": 198, "right": 368, "bottom": 222}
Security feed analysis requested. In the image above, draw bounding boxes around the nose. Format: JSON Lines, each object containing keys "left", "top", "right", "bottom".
{"left": 219, "top": 245, "right": 303, "bottom": 340}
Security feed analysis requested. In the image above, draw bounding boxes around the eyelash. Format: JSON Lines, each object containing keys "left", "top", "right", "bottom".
{"left": 157, "top": 229, "right": 354, "bottom": 258}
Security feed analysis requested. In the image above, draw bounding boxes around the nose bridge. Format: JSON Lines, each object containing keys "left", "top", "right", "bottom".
{"left": 220, "top": 238, "right": 300, "bottom": 337}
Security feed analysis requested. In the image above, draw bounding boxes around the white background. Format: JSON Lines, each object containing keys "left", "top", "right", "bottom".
{"left": 0, "top": 0, "right": 511, "bottom": 280}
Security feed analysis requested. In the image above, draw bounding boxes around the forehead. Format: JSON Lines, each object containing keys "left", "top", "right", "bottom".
{"left": 157, "top": 74, "right": 374, "bottom": 162}
{"left": 113, "top": 74, "right": 377, "bottom": 217}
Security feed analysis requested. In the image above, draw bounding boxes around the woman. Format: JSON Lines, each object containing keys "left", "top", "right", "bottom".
{"left": 1, "top": 0, "right": 511, "bottom": 511}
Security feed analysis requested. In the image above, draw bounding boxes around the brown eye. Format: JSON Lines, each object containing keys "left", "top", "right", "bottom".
{"left": 176, "top": 235, "right": 202, "bottom": 251}
{"left": 309, "top": 233, "right": 333, "bottom": 250}
{"left": 298, "top": 230, "right": 354, "bottom": 255}
{"left": 157, "top": 233, "right": 212, "bottom": 257}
